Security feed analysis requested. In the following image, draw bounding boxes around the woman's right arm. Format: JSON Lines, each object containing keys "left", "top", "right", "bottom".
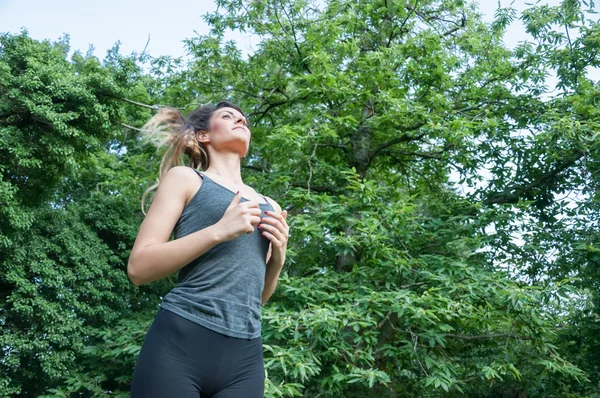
{"left": 127, "top": 166, "right": 221, "bottom": 286}
{"left": 127, "top": 166, "right": 263, "bottom": 286}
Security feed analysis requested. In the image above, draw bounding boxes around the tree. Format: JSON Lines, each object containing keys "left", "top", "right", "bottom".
{"left": 0, "top": 32, "right": 165, "bottom": 396}
{"left": 3, "top": 0, "right": 600, "bottom": 396}
{"left": 172, "top": 0, "right": 597, "bottom": 395}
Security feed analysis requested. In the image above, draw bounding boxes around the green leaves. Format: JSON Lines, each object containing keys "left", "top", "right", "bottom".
{"left": 0, "top": 32, "right": 160, "bottom": 396}
{"left": 4, "top": 0, "right": 600, "bottom": 396}
{"left": 0, "top": 32, "right": 124, "bottom": 250}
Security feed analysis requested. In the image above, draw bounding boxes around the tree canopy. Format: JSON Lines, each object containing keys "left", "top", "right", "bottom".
{"left": 1, "top": 0, "right": 599, "bottom": 397}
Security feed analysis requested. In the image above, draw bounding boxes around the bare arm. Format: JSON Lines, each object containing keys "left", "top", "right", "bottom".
{"left": 127, "top": 166, "right": 220, "bottom": 285}
{"left": 127, "top": 167, "right": 263, "bottom": 286}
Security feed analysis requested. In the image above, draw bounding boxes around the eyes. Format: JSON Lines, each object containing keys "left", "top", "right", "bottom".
{"left": 223, "top": 113, "right": 248, "bottom": 126}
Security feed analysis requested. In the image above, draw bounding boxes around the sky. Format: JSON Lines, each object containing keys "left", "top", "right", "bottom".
{"left": 0, "top": 0, "right": 249, "bottom": 59}
{"left": 1, "top": 0, "right": 592, "bottom": 60}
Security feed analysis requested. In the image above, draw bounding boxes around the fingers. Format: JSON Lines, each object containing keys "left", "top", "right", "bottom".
{"left": 258, "top": 223, "right": 286, "bottom": 245}
{"left": 245, "top": 205, "right": 261, "bottom": 230}
{"left": 244, "top": 215, "right": 262, "bottom": 234}
{"left": 238, "top": 202, "right": 261, "bottom": 219}
{"left": 233, "top": 198, "right": 262, "bottom": 235}
{"left": 229, "top": 192, "right": 260, "bottom": 209}
{"left": 263, "top": 210, "right": 287, "bottom": 224}
{"left": 239, "top": 205, "right": 262, "bottom": 215}
{"left": 227, "top": 191, "right": 242, "bottom": 208}
{"left": 243, "top": 201, "right": 260, "bottom": 209}
{"left": 249, "top": 211, "right": 262, "bottom": 227}
{"left": 259, "top": 210, "right": 290, "bottom": 244}
{"left": 238, "top": 201, "right": 260, "bottom": 213}
{"left": 261, "top": 210, "right": 288, "bottom": 230}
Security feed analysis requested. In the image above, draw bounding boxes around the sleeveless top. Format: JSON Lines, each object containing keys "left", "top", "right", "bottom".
{"left": 159, "top": 168, "right": 274, "bottom": 339}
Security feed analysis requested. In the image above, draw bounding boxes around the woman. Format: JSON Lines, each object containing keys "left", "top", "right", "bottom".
{"left": 128, "top": 101, "right": 289, "bottom": 397}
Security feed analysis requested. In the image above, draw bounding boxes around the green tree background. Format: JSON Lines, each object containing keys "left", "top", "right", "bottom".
{"left": 1, "top": 0, "right": 599, "bottom": 396}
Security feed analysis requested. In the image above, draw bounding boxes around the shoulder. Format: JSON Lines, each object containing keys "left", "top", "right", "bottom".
{"left": 159, "top": 166, "right": 203, "bottom": 200}
{"left": 165, "top": 165, "right": 202, "bottom": 180}
{"left": 263, "top": 195, "right": 282, "bottom": 213}
{"left": 162, "top": 166, "right": 203, "bottom": 186}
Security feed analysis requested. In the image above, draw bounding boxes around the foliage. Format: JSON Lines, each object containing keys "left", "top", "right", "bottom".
{"left": 0, "top": 32, "right": 167, "bottom": 396}
{"left": 2, "top": 0, "right": 600, "bottom": 396}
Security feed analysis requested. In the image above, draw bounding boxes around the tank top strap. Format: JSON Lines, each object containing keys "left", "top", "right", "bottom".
{"left": 190, "top": 168, "right": 205, "bottom": 180}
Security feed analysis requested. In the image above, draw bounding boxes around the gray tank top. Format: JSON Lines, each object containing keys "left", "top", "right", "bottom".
{"left": 160, "top": 168, "right": 274, "bottom": 339}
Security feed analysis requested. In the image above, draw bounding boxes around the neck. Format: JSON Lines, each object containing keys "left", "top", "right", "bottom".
{"left": 204, "top": 152, "right": 243, "bottom": 184}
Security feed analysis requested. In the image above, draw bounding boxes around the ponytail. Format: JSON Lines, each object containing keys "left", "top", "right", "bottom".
{"left": 140, "top": 101, "right": 245, "bottom": 214}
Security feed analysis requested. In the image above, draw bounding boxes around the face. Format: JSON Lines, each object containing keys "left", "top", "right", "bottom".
{"left": 198, "top": 107, "right": 251, "bottom": 155}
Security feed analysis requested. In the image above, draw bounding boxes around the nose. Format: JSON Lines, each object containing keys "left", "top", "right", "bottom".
{"left": 235, "top": 116, "right": 246, "bottom": 126}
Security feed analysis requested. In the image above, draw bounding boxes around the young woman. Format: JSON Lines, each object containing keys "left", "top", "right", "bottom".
{"left": 128, "top": 101, "right": 289, "bottom": 398}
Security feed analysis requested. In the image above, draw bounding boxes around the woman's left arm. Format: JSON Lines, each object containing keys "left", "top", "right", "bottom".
{"left": 259, "top": 199, "right": 289, "bottom": 305}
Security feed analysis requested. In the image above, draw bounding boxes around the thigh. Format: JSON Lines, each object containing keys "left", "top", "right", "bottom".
{"left": 211, "top": 366, "right": 264, "bottom": 398}
{"left": 212, "top": 377, "right": 264, "bottom": 398}
{"left": 212, "top": 338, "right": 265, "bottom": 398}
{"left": 130, "top": 309, "right": 201, "bottom": 398}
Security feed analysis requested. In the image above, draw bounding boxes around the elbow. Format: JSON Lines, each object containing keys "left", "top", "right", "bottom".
{"left": 127, "top": 258, "right": 143, "bottom": 286}
{"left": 261, "top": 289, "right": 274, "bottom": 306}
{"left": 260, "top": 292, "right": 268, "bottom": 306}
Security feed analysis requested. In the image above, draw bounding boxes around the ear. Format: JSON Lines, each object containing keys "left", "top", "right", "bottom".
{"left": 196, "top": 130, "right": 210, "bottom": 143}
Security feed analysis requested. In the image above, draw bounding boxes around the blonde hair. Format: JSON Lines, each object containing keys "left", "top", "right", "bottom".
{"left": 139, "top": 101, "right": 246, "bottom": 213}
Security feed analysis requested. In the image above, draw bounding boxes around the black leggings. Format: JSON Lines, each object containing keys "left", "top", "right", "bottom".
{"left": 130, "top": 308, "right": 264, "bottom": 397}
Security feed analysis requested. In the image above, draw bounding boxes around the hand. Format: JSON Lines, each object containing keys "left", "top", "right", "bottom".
{"left": 258, "top": 209, "right": 289, "bottom": 266}
{"left": 215, "top": 192, "right": 262, "bottom": 241}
